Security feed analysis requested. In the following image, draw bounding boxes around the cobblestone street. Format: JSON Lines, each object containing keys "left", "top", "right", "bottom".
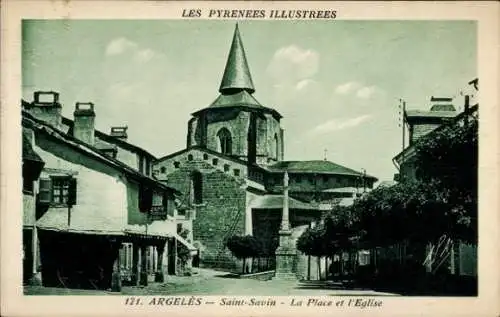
{"left": 25, "top": 269, "right": 398, "bottom": 296}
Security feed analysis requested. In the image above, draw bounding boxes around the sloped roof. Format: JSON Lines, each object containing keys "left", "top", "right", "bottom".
{"left": 37, "top": 208, "right": 124, "bottom": 235}
{"left": 192, "top": 90, "right": 282, "bottom": 119}
{"left": 125, "top": 220, "right": 176, "bottom": 239}
{"left": 61, "top": 116, "right": 156, "bottom": 159}
{"left": 265, "top": 160, "right": 377, "bottom": 180}
{"left": 405, "top": 109, "right": 457, "bottom": 118}
{"left": 251, "top": 194, "right": 319, "bottom": 210}
{"left": 210, "top": 90, "right": 262, "bottom": 109}
{"left": 190, "top": 24, "right": 282, "bottom": 120}
{"left": 94, "top": 139, "right": 118, "bottom": 151}
{"left": 22, "top": 134, "right": 44, "bottom": 163}
{"left": 219, "top": 24, "right": 255, "bottom": 94}
{"left": 322, "top": 187, "right": 359, "bottom": 193}
{"left": 394, "top": 104, "right": 478, "bottom": 165}
{"left": 23, "top": 111, "right": 180, "bottom": 195}
{"left": 430, "top": 104, "right": 456, "bottom": 112}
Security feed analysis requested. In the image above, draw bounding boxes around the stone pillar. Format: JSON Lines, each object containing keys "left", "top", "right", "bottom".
{"left": 155, "top": 242, "right": 166, "bottom": 282}
{"left": 274, "top": 171, "right": 297, "bottom": 280}
{"left": 132, "top": 243, "right": 141, "bottom": 286}
{"left": 140, "top": 244, "right": 148, "bottom": 286}
{"left": 111, "top": 243, "right": 122, "bottom": 292}
{"left": 28, "top": 226, "right": 42, "bottom": 286}
{"left": 245, "top": 192, "right": 253, "bottom": 273}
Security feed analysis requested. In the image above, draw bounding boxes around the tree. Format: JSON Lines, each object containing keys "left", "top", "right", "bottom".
{"left": 296, "top": 223, "right": 329, "bottom": 279}
{"left": 226, "top": 235, "right": 262, "bottom": 274}
{"left": 414, "top": 115, "right": 478, "bottom": 243}
{"left": 352, "top": 112, "right": 478, "bottom": 247}
{"left": 297, "top": 204, "right": 361, "bottom": 279}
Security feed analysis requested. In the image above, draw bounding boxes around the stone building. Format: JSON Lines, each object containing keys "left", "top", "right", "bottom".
{"left": 153, "top": 24, "right": 377, "bottom": 276}
{"left": 393, "top": 79, "right": 478, "bottom": 277}
{"left": 22, "top": 91, "right": 196, "bottom": 291}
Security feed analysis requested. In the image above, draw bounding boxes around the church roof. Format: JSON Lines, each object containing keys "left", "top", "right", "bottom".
{"left": 210, "top": 90, "right": 262, "bottom": 108}
{"left": 191, "top": 24, "right": 282, "bottom": 119}
{"left": 265, "top": 160, "right": 378, "bottom": 180}
{"left": 196, "top": 90, "right": 282, "bottom": 119}
{"left": 219, "top": 24, "right": 255, "bottom": 94}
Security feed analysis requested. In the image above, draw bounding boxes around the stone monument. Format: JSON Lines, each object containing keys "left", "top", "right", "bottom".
{"left": 273, "top": 171, "right": 297, "bottom": 280}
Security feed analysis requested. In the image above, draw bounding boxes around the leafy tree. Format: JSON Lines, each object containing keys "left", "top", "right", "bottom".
{"left": 352, "top": 113, "right": 478, "bottom": 246}
{"left": 226, "top": 235, "right": 262, "bottom": 274}
{"left": 296, "top": 224, "right": 328, "bottom": 258}
{"left": 297, "top": 205, "right": 361, "bottom": 278}
{"left": 413, "top": 116, "right": 478, "bottom": 243}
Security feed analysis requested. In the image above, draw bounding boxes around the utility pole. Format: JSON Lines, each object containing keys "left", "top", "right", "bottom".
{"left": 464, "top": 95, "right": 470, "bottom": 125}
{"left": 398, "top": 99, "right": 407, "bottom": 181}
{"left": 361, "top": 168, "right": 367, "bottom": 193}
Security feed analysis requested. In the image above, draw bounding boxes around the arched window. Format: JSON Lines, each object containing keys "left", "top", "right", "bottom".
{"left": 273, "top": 133, "right": 279, "bottom": 160}
{"left": 217, "top": 128, "right": 232, "bottom": 155}
{"left": 190, "top": 171, "right": 203, "bottom": 205}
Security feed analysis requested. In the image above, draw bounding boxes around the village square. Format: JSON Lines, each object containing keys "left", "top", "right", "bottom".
{"left": 21, "top": 21, "right": 478, "bottom": 296}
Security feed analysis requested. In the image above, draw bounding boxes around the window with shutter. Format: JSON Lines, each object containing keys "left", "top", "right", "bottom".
{"left": 49, "top": 177, "right": 77, "bottom": 206}
{"left": 139, "top": 186, "right": 153, "bottom": 213}
{"left": 38, "top": 176, "right": 77, "bottom": 206}
{"left": 38, "top": 178, "right": 52, "bottom": 204}
{"left": 67, "top": 178, "right": 77, "bottom": 205}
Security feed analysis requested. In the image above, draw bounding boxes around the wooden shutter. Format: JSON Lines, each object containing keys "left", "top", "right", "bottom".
{"left": 38, "top": 178, "right": 52, "bottom": 204}
{"left": 139, "top": 186, "right": 153, "bottom": 213}
{"left": 67, "top": 178, "right": 77, "bottom": 206}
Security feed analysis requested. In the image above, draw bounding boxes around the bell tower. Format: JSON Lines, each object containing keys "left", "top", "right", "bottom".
{"left": 187, "top": 24, "right": 285, "bottom": 165}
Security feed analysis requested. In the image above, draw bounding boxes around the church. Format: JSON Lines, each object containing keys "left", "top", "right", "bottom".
{"left": 153, "top": 24, "right": 377, "bottom": 276}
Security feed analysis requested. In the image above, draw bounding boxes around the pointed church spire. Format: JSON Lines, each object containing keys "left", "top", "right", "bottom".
{"left": 219, "top": 24, "right": 256, "bottom": 94}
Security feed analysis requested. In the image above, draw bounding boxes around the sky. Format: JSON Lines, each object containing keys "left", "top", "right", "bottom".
{"left": 22, "top": 20, "right": 477, "bottom": 182}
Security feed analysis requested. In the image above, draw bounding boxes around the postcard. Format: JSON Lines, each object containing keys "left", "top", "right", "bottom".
{"left": 1, "top": 1, "right": 499, "bottom": 316}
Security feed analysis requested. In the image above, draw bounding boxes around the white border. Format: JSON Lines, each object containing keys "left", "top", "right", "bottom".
{"left": 1, "top": 1, "right": 499, "bottom": 316}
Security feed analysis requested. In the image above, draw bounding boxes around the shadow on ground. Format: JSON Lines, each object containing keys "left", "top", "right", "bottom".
{"left": 213, "top": 273, "right": 240, "bottom": 279}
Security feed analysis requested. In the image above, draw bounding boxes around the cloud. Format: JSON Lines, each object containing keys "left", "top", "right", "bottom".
{"left": 308, "top": 114, "right": 372, "bottom": 136}
{"left": 105, "top": 37, "right": 138, "bottom": 56}
{"left": 105, "top": 38, "right": 161, "bottom": 64}
{"left": 134, "top": 48, "right": 156, "bottom": 63}
{"left": 295, "top": 79, "right": 315, "bottom": 91}
{"left": 267, "top": 45, "right": 319, "bottom": 81}
{"left": 334, "top": 81, "right": 361, "bottom": 95}
{"left": 334, "top": 81, "right": 383, "bottom": 100}
{"left": 356, "top": 86, "right": 377, "bottom": 99}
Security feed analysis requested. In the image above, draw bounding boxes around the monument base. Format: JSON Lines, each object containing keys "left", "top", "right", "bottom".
{"left": 273, "top": 229, "right": 297, "bottom": 281}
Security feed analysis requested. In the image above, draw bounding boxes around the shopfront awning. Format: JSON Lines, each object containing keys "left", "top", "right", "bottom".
{"left": 125, "top": 220, "right": 175, "bottom": 239}
{"left": 36, "top": 208, "right": 123, "bottom": 236}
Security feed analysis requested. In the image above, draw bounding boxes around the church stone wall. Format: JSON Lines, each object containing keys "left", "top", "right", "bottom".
{"left": 186, "top": 117, "right": 198, "bottom": 148}
{"left": 155, "top": 153, "right": 248, "bottom": 270}
{"left": 205, "top": 110, "right": 250, "bottom": 160}
{"left": 186, "top": 109, "right": 283, "bottom": 165}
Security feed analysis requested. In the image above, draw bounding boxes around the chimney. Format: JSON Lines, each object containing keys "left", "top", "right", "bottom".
{"left": 110, "top": 126, "right": 128, "bottom": 141}
{"left": 28, "top": 91, "right": 63, "bottom": 129}
{"left": 73, "top": 102, "right": 96, "bottom": 145}
{"left": 429, "top": 96, "right": 456, "bottom": 112}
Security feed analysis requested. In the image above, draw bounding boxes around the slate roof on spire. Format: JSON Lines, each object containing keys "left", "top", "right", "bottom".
{"left": 219, "top": 24, "right": 256, "bottom": 94}
{"left": 191, "top": 24, "right": 282, "bottom": 120}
